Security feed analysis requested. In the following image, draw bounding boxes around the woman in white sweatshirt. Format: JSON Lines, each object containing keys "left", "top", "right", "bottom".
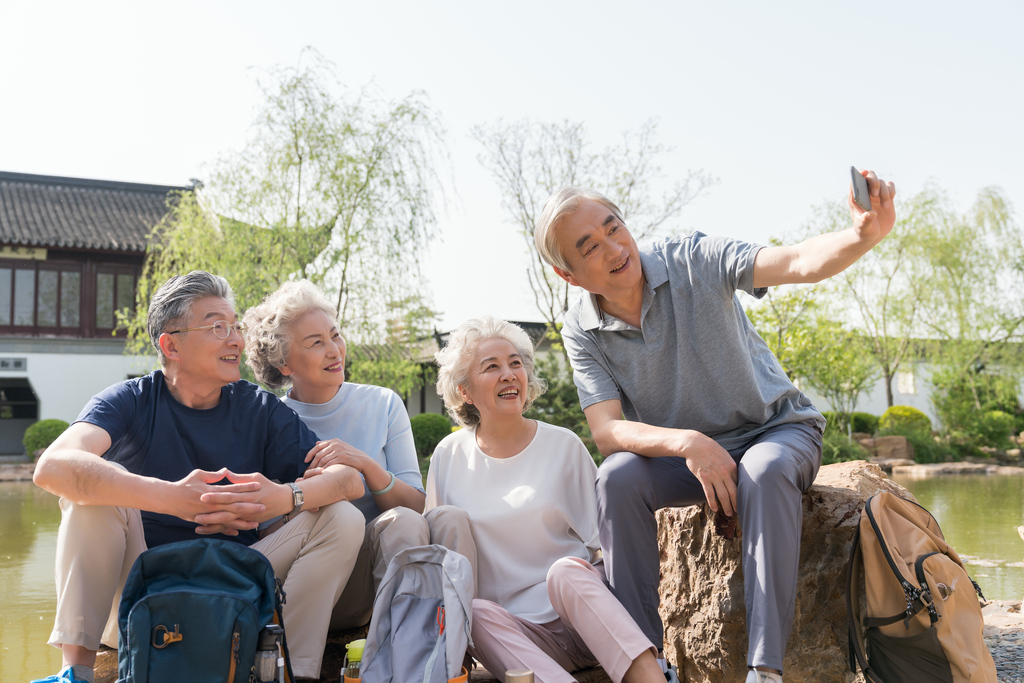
{"left": 426, "top": 316, "right": 665, "bottom": 683}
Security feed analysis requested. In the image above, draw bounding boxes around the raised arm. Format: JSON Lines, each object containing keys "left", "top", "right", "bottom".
{"left": 753, "top": 170, "right": 896, "bottom": 288}
{"left": 584, "top": 399, "right": 739, "bottom": 517}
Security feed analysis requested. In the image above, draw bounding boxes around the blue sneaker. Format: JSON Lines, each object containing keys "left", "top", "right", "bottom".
{"left": 30, "top": 665, "right": 91, "bottom": 683}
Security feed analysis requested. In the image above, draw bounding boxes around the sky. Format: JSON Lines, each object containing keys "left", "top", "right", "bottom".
{"left": 1, "top": 1, "right": 1021, "bottom": 329}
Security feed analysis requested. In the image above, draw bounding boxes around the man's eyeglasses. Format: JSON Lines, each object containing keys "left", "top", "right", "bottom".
{"left": 167, "top": 321, "right": 247, "bottom": 339}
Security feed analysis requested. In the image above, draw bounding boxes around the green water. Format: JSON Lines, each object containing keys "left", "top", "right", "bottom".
{"left": 890, "top": 472, "right": 1024, "bottom": 603}
{"left": 1, "top": 475, "right": 1022, "bottom": 681}
{"left": 0, "top": 482, "right": 63, "bottom": 681}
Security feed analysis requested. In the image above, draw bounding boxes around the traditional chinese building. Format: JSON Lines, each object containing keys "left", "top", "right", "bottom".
{"left": 0, "top": 171, "right": 193, "bottom": 453}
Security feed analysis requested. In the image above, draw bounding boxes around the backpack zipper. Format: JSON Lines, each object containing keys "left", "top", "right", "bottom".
{"left": 865, "top": 496, "right": 927, "bottom": 623}
{"left": 228, "top": 631, "right": 240, "bottom": 682}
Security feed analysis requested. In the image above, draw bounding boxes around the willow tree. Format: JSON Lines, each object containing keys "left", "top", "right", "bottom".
{"left": 920, "top": 188, "right": 1024, "bottom": 432}
{"left": 123, "top": 50, "right": 447, "bottom": 396}
{"left": 472, "top": 118, "right": 713, "bottom": 334}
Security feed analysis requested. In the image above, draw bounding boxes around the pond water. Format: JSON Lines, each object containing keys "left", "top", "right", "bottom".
{"left": 2, "top": 475, "right": 1022, "bottom": 680}
{"left": 891, "top": 472, "right": 1024, "bottom": 603}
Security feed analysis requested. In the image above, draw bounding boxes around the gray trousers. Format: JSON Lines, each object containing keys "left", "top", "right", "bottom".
{"left": 596, "top": 420, "right": 822, "bottom": 673}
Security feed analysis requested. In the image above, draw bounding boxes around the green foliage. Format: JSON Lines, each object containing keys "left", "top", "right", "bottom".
{"left": 879, "top": 405, "right": 932, "bottom": 436}
{"left": 903, "top": 431, "right": 951, "bottom": 464}
{"left": 930, "top": 363, "right": 1021, "bottom": 447}
{"left": 975, "top": 410, "right": 1016, "bottom": 449}
{"left": 23, "top": 419, "right": 70, "bottom": 458}
{"left": 410, "top": 413, "right": 452, "bottom": 460}
{"left": 820, "top": 432, "right": 868, "bottom": 466}
{"left": 851, "top": 412, "right": 880, "bottom": 435}
{"left": 524, "top": 350, "right": 602, "bottom": 464}
{"left": 120, "top": 50, "right": 446, "bottom": 394}
{"left": 410, "top": 412, "right": 452, "bottom": 483}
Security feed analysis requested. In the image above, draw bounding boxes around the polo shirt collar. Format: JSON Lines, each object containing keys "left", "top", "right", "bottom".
{"left": 577, "top": 248, "right": 670, "bottom": 331}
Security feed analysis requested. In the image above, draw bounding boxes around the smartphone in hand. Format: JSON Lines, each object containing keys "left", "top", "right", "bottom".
{"left": 850, "top": 167, "right": 872, "bottom": 212}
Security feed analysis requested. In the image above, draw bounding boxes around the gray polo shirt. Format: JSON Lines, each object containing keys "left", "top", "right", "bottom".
{"left": 561, "top": 232, "right": 824, "bottom": 453}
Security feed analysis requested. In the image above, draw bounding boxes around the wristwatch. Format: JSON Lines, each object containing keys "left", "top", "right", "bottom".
{"left": 284, "top": 482, "right": 304, "bottom": 521}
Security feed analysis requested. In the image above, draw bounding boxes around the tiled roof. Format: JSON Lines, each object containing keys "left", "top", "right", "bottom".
{"left": 0, "top": 171, "right": 194, "bottom": 253}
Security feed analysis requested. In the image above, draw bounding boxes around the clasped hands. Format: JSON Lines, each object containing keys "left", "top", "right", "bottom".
{"left": 173, "top": 468, "right": 290, "bottom": 537}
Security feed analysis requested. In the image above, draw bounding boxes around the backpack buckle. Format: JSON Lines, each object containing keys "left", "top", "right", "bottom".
{"left": 152, "top": 624, "right": 183, "bottom": 649}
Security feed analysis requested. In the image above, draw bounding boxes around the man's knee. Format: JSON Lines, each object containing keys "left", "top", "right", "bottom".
{"left": 596, "top": 451, "right": 650, "bottom": 505}
{"left": 314, "top": 500, "right": 366, "bottom": 540}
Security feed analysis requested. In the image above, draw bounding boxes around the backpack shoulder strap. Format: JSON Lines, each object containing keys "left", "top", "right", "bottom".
{"left": 846, "top": 520, "right": 885, "bottom": 683}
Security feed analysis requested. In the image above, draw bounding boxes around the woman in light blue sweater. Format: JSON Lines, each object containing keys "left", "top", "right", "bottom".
{"left": 244, "top": 280, "right": 430, "bottom": 630}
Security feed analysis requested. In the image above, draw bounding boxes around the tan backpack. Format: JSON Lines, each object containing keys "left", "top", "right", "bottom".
{"left": 845, "top": 491, "right": 997, "bottom": 683}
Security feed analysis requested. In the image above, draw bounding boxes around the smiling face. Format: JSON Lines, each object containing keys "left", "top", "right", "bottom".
{"left": 167, "top": 296, "right": 243, "bottom": 389}
{"left": 459, "top": 337, "right": 529, "bottom": 426}
{"left": 279, "top": 309, "right": 346, "bottom": 404}
{"left": 550, "top": 198, "right": 643, "bottom": 299}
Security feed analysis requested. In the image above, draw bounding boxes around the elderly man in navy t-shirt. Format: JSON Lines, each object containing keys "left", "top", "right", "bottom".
{"left": 533, "top": 172, "right": 896, "bottom": 683}
{"left": 32, "top": 271, "right": 366, "bottom": 683}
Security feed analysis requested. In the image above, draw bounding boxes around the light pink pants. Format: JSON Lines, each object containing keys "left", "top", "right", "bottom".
{"left": 469, "top": 557, "right": 656, "bottom": 683}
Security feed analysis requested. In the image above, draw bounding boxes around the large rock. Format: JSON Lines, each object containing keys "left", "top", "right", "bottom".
{"left": 872, "top": 435, "right": 914, "bottom": 461}
{"left": 656, "top": 461, "right": 914, "bottom": 683}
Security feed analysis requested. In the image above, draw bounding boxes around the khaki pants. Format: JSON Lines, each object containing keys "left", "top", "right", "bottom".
{"left": 48, "top": 498, "right": 365, "bottom": 679}
{"left": 329, "top": 506, "right": 431, "bottom": 630}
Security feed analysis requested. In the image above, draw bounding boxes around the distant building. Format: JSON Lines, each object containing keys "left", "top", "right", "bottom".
{"left": 0, "top": 171, "right": 192, "bottom": 453}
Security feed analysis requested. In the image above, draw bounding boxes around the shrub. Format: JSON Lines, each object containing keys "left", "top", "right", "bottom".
{"left": 879, "top": 405, "right": 932, "bottom": 436}
{"left": 23, "top": 419, "right": 70, "bottom": 459}
{"left": 975, "top": 410, "right": 1016, "bottom": 449}
{"left": 904, "top": 432, "right": 950, "bottom": 464}
{"left": 821, "top": 432, "right": 868, "bottom": 465}
{"left": 410, "top": 413, "right": 452, "bottom": 460}
{"left": 850, "top": 412, "right": 879, "bottom": 435}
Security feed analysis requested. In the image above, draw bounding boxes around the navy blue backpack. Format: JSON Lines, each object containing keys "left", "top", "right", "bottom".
{"left": 116, "top": 539, "right": 293, "bottom": 683}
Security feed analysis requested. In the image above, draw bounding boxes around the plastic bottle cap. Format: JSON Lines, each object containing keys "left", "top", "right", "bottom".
{"left": 345, "top": 639, "right": 366, "bottom": 662}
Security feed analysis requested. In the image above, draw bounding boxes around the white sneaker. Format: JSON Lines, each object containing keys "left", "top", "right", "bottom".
{"left": 664, "top": 663, "right": 680, "bottom": 683}
{"left": 745, "top": 669, "right": 783, "bottom": 683}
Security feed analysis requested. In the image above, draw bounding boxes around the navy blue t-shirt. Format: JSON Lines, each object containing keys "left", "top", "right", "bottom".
{"left": 76, "top": 370, "right": 318, "bottom": 548}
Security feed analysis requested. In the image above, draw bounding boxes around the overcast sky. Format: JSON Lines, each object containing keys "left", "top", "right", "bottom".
{"left": 2, "top": 1, "right": 1021, "bottom": 329}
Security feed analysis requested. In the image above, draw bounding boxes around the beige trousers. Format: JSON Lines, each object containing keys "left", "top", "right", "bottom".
{"left": 48, "top": 498, "right": 365, "bottom": 679}
{"left": 329, "top": 506, "right": 431, "bottom": 630}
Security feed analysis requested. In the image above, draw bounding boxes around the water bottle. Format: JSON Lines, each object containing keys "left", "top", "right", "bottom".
{"left": 505, "top": 669, "right": 535, "bottom": 683}
{"left": 254, "top": 624, "right": 285, "bottom": 682}
{"left": 342, "top": 638, "right": 366, "bottom": 682}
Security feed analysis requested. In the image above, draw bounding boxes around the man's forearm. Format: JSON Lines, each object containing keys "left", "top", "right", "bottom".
{"left": 796, "top": 227, "right": 880, "bottom": 282}
{"left": 33, "top": 449, "right": 171, "bottom": 511}
{"left": 594, "top": 419, "right": 691, "bottom": 459}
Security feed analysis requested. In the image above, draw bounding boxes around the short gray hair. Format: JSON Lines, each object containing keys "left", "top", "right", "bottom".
{"left": 243, "top": 280, "right": 339, "bottom": 390}
{"left": 435, "top": 316, "right": 546, "bottom": 428}
{"left": 535, "top": 187, "right": 626, "bottom": 271}
{"left": 148, "top": 271, "right": 234, "bottom": 365}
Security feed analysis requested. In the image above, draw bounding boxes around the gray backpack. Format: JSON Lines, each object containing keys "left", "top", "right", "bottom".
{"left": 360, "top": 544, "right": 474, "bottom": 683}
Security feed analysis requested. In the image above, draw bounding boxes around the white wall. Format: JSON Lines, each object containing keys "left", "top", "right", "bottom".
{"left": 0, "top": 338, "right": 156, "bottom": 423}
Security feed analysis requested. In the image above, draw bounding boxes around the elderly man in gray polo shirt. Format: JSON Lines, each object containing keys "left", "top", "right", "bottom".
{"left": 534, "top": 172, "right": 896, "bottom": 683}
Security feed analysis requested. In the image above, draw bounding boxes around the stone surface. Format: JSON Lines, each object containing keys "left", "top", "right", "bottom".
{"left": 0, "top": 462, "right": 34, "bottom": 481}
{"left": 892, "top": 462, "right": 1024, "bottom": 476}
{"left": 868, "top": 457, "right": 914, "bottom": 473}
{"left": 656, "top": 460, "right": 913, "bottom": 683}
{"left": 872, "top": 435, "right": 913, "bottom": 461}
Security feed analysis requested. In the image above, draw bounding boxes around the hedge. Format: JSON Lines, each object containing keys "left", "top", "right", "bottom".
{"left": 23, "top": 419, "right": 70, "bottom": 459}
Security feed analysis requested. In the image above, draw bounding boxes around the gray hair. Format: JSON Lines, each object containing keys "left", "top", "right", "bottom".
{"left": 243, "top": 280, "right": 339, "bottom": 390}
{"left": 435, "top": 316, "right": 547, "bottom": 428}
{"left": 534, "top": 187, "right": 626, "bottom": 271}
{"left": 148, "top": 271, "right": 234, "bottom": 365}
